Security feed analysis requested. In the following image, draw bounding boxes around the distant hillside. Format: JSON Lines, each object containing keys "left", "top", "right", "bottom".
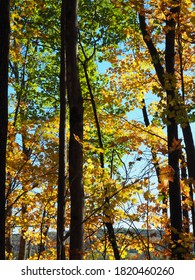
{"left": 10, "top": 228, "right": 165, "bottom": 259}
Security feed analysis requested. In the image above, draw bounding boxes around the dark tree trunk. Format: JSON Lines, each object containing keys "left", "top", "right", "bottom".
{"left": 81, "top": 57, "right": 120, "bottom": 259}
{"left": 57, "top": 0, "right": 67, "bottom": 260}
{"left": 165, "top": 4, "right": 183, "bottom": 259}
{"left": 139, "top": 1, "right": 186, "bottom": 259}
{"left": 178, "top": 26, "right": 195, "bottom": 240}
{"left": 181, "top": 123, "right": 195, "bottom": 239}
{"left": 65, "top": 0, "right": 84, "bottom": 260}
{"left": 0, "top": 0, "right": 10, "bottom": 260}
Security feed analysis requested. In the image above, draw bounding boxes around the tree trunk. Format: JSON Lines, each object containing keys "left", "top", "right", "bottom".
{"left": 65, "top": 0, "right": 84, "bottom": 260}
{"left": 178, "top": 26, "right": 195, "bottom": 241}
{"left": 181, "top": 123, "right": 195, "bottom": 240}
{"left": 165, "top": 4, "right": 183, "bottom": 259}
{"left": 139, "top": 1, "right": 185, "bottom": 259}
{"left": 0, "top": 0, "right": 10, "bottom": 260}
{"left": 57, "top": 0, "right": 67, "bottom": 260}
{"left": 81, "top": 57, "right": 120, "bottom": 259}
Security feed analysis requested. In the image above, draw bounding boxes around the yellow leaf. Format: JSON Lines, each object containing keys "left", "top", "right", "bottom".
{"left": 190, "top": 12, "right": 195, "bottom": 24}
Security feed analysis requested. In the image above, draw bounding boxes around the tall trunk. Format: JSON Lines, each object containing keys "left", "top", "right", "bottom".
{"left": 181, "top": 123, "right": 195, "bottom": 240}
{"left": 139, "top": 1, "right": 186, "bottom": 259}
{"left": 65, "top": 0, "right": 84, "bottom": 260}
{"left": 9, "top": 37, "right": 29, "bottom": 259}
{"left": 81, "top": 58, "right": 120, "bottom": 259}
{"left": 178, "top": 20, "right": 195, "bottom": 242}
{"left": 0, "top": 0, "right": 10, "bottom": 260}
{"left": 57, "top": 0, "right": 67, "bottom": 260}
{"left": 165, "top": 3, "right": 183, "bottom": 259}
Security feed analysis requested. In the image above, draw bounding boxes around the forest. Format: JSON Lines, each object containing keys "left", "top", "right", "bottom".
{"left": 0, "top": 0, "right": 195, "bottom": 260}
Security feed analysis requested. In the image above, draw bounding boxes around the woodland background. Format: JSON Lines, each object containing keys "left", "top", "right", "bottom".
{"left": 0, "top": 0, "right": 195, "bottom": 260}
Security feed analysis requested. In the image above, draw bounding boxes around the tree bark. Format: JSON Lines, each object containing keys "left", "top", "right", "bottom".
{"left": 79, "top": 45, "right": 120, "bottom": 259}
{"left": 65, "top": 0, "right": 84, "bottom": 260}
{"left": 181, "top": 123, "right": 195, "bottom": 240}
{"left": 57, "top": 0, "right": 67, "bottom": 260}
{"left": 85, "top": 66, "right": 120, "bottom": 260}
{"left": 139, "top": 1, "right": 185, "bottom": 259}
{"left": 0, "top": 0, "right": 10, "bottom": 260}
{"left": 165, "top": 3, "right": 183, "bottom": 259}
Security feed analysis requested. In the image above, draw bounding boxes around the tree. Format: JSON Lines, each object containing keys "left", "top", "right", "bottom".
{"left": 138, "top": 0, "right": 193, "bottom": 258}
{"left": 102, "top": 0, "right": 195, "bottom": 259}
{"left": 65, "top": 0, "right": 84, "bottom": 260}
{"left": 0, "top": 0, "right": 10, "bottom": 260}
{"left": 7, "top": 0, "right": 60, "bottom": 260}
{"left": 164, "top": 2, "right": 183, "bottom": 259}
{"left": 79, "top": 45, "right": 120, "bottom": 259}
{"left": 57, "top": 0, "right": 66, "bottom": 260}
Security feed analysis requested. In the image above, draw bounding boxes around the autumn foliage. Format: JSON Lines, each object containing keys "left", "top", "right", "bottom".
{"left": 1, "top": 0, "right": 195, "bottom": 259}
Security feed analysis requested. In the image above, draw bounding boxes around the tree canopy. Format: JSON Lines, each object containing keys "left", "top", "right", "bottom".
{"left": 1, "top": 0, "right": 195, "bottom": 260}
